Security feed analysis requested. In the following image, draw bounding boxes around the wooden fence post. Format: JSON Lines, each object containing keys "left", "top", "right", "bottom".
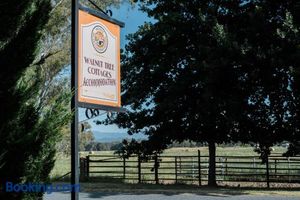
{"left": 86, "top": 155, "right": 90, "bottom": 179}
{"left": 175, "top": 156, "right": 178, "bottom": 184}
{"left": 266, "top": 155, "right": 270, "bottom": 188}
{"left": 274, "top": 159, "right": 277, "bottom": 175}
{"left": 198, "top": 150, "right": 201, "bottom": 186}
{"left": 253, "top": 157, "right": 256, "bottom": 171}
{"left": 288, "top": 157, "right": 291, "bottom": 182}
{"left": 79, "top": 157, "right": 85, "bottom": 180}
{"left": 179, "top": 157, "right": 182, "bottom": 173}
{"left": 123, "top": 156, "right": 126, "bottom": 180}
{"left": 138, "top": 155, "right": 141, "bottom": 183}
{"left": 225, "top": 158, "right": 228, "bottom": 176}
{"left": 154, "top": 154, "right": 159, "bottom": 184}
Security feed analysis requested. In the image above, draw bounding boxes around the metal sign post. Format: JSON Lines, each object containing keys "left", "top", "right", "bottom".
{"left": 71, "top": 1, "right": 124, "bottom": 199}
{"left": 71, "top": 0, "right": 79, "bottom": 200}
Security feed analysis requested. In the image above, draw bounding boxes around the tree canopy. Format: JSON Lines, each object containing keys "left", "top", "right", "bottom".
{"left": 109, "top": 0, "right": 300, "bottom": 186}
{"left": 0, "top": 0, "right": 124, "bottom": 199}
{"left": 0, "top": 1, "right": 56, "bottom": 199}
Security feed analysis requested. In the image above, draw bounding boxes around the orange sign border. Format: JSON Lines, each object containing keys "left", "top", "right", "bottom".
{"left": 78, "top": 9, "right": 121, "bottom": 108}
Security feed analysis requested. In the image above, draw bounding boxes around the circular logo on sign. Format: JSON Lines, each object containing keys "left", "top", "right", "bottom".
{"left": 91, "top": 25, "right": 108, "bottom": 53}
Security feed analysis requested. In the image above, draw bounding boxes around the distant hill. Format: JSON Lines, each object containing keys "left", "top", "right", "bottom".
{"left": 93, "top": 131, "right": 147, "bottom": 142}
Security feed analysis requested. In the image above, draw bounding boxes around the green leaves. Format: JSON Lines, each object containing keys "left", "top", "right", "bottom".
{"left": 112, "top": 0, "right": 300, "bottom": 160}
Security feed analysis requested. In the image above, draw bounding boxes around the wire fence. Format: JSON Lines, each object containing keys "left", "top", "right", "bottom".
{"left": 80, "top": 150, "right": 300, "bottom": 187}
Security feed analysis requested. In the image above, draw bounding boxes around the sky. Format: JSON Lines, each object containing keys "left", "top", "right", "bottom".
{"left": 79, "top": 1, "right": 153, "bottom": 141}
{"left": 110, "top": 2, "right": 151, "bottom": 48}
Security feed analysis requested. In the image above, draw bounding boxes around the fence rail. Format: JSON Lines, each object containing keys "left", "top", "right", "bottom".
{"left": 80, "top": 151, "right": 300, "bottom": 187}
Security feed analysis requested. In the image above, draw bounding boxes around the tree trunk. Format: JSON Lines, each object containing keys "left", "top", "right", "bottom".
{"left": 208, "top": 141, "right": 217, "bottom": 187}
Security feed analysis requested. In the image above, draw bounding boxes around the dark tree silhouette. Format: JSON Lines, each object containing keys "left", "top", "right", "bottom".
{"left": 105, "top": 0, "right": 300, "bottom": 186}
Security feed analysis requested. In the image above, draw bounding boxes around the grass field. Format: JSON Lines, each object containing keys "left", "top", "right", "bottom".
{"left": 50, "top": 146, "right": 300, "bottom": 193}
{"left": 51, "top": 146, "right": 288, "bottom": 179}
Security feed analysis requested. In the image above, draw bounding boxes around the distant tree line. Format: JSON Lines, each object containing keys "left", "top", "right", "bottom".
{"left": 84, "top": 141, "right": 124, "bottom": 151}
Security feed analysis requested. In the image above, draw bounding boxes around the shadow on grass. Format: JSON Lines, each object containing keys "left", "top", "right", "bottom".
{"left": 49, "top": 177, "right": 300, "bottom": 199}
{"left": 79, "top": 177, "right": 251, "bottom": 198}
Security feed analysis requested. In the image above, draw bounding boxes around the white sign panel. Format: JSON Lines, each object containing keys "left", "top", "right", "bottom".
{"left": 78, "top": 10, "right": 121, "bottom": 107}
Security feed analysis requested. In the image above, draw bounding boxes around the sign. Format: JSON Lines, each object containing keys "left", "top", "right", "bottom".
{"left": 78, "top": 9, "right": 122, "bottom": 108}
